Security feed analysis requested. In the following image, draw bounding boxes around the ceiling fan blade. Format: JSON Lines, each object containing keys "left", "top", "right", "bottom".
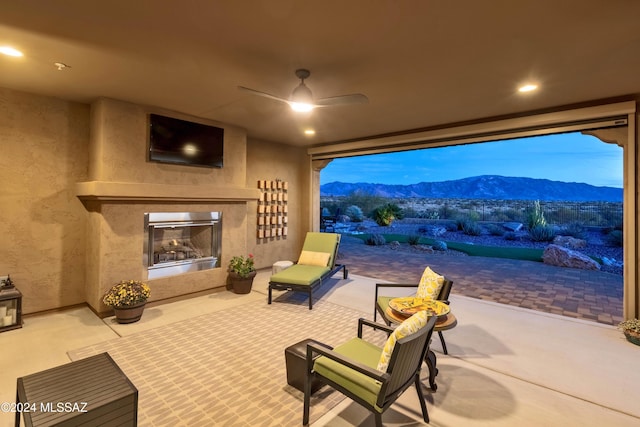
{"left": 315, "top": 93, "right": 369, "bottom": 107}
{"left": 238, "top": 86, "right": 289, "bottom": 104}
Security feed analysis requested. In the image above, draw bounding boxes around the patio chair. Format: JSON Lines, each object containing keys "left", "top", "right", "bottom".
{"left": 374, "top": 266, "right": 454, "bottom": 354}
{"left": 268, "top": 232, "right": 348, "bottom": 309}
{"left": 303, "top": 314, "right": 438, "bottom": 426}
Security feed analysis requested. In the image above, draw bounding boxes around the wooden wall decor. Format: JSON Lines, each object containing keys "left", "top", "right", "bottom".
{"left": 257, "top": 179, "right": 288, "bottom": 241}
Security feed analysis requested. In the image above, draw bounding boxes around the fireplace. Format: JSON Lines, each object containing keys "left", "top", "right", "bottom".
{"left": 144, "top": 212, "right": 222, "bottom": 279}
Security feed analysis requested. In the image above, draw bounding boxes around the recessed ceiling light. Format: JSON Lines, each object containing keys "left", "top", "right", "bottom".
{"left": 304, "top": 129, "right": 316, "bottom": 136}
{"left": 518, "top": 84, "right": 538, "bottom": 93}
{"left": 0, "top": 46, "right": 24, "bottom": 57}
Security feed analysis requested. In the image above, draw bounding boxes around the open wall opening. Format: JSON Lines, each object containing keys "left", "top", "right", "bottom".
{"left": 309, "top": 101, "right": 637, "bottom": 320}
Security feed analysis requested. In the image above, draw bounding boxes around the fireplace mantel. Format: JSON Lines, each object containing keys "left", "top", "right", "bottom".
{"left": 76, "top": 181, "right": 261, "bottom": 202}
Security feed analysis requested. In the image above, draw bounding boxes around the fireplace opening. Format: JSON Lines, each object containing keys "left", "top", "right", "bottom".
{"left": 144, "top": 212, "right": 221, "bottom": 279}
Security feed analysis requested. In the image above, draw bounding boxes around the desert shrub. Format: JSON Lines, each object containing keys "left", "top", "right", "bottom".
{"left": 444, "top": 221, "right": 458, "bottom": 232}
{"left": 504, "top": 231, "right": 518, "bottom": 241}
{"left": 372, "top": 206, "right": 395, "bottom": 226}
{"left": 365, "top": 234, "right": 387, "bottom": 246}
{"left": 487, "top": 224, "right": 505, "bottom": 236}
{"left": 503, "top": 208, "right": 524, "bottom": 221}
{"left": 345, "top": 205, "right": 364, "bottom": 222}
{"left": 527, "top": 200, "right": 547, "bottom": 229}
{"left": 438, "top": 203, "right": 457, "bottom": 219}
{"left": 466, "top": 211, "right": 481, "bottom": 222}
{"left": 461, "top": 220, "right": 482, "bottom": 236}
{"left": 432, "top": 240, "right": 448, "bottom": 251}
{"left": 606, "top": 229, "right": 623, "bottom": 247}
{"left": 417, "top": 210, "right": 440, "bottom": 220}
{"left": 407, "top": 234, "right": 421, "bottom": 245}
{"left": 529, "top": 224, "right": 556, "bottom": 242}
{"left": 547, "top": 206, "right": 580, "bottom": 224}
{"left": 371, "top": 203, "right": 404, "bottom": 226}
{"left": 559, "top": 221, "right": 586, "bottom": 239}
{"left": 339, "top": 192, "right": 388, "bottom": 217}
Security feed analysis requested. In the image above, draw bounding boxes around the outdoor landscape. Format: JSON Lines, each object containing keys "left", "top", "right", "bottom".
{"left": 320, "top": 175, "right": 624, "bottom": 275}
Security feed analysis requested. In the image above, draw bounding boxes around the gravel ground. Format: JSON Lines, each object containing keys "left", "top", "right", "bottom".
{"left": 340, "top": 219, "right": 624, "bottom": 275}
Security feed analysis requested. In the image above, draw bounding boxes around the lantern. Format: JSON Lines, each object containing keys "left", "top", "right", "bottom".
{"left": 0, "top": 275, "right": 22, "bottom": 332}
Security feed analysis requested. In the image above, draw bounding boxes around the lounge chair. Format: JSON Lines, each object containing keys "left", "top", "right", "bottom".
{"left": 268, "top": 232, "right": 348, "bottom": 309}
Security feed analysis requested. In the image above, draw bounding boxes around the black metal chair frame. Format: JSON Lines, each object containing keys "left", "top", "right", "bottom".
{"left": 268, "top": 235, "right": 349, "bottom": 310}
{"left": 303, "top": 317, "right": 437, "bottom": 426}
{"left": 374, "top": 278, "right": 453, "bottom": 354}
{"left": 268, "top": 262, "right": 348, "bottom": 310}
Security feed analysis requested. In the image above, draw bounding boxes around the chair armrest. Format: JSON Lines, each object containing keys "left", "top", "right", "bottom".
{"left": 357, "top": 318, "right": 394, "bottom": 337}
{"left": 374, "top": 283, "right": 419, "bottom": 301}
{"left": 306, "top": 342, "right": 390, "bottom": 384}
{"left": 375, "top": 283, "right": 419, "bottom": 288}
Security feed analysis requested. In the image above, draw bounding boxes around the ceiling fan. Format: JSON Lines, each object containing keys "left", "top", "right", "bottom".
{"left": 238, "top": 69, "right": 368, "bottom": 112}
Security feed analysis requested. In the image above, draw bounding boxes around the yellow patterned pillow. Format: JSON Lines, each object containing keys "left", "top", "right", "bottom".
{"left": 298, "top": 250, "right": 331, "bottom": 267}
{"left": 377, "top": 310, "right": 429, "bottom": 372}
{"left": 415, "top": 266, "right": 444, "bottom": 300}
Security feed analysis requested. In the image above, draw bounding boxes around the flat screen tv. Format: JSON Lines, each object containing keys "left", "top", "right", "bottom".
{"left": 149, "top": 114, "right": 224, "bottom": 168}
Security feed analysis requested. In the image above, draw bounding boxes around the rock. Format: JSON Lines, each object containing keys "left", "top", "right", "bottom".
{"left": 414, "top": 245, "right": 435, "bottom": 253}
{"left": 422, "top": 225, "right": 447, "bottom": 237}
{"left": 432, "top": 240, "right": 448, "bottom": 251}
{"left": 389, "top": 241, "right": 401, "bottom": 249}
{"left": 602, "top": 257, "right": 623, "bottom": 268}
{"left": 503, "top": 222, "right": 523, "bottom": 232}
{"left": 542, "top": 244, "right": 600, "bottom": 270}
{"left": 336, "top": 215, "right": 350, "bottom": 223}
{"left": 553, "top": 235, "right": 587, "bottom": 249}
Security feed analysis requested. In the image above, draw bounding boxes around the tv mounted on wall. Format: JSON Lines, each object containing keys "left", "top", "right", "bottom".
{"left": 148, "top": 114, "right": 224, "bottom": 168}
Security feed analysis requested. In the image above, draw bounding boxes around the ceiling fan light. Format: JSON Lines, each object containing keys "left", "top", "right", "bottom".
{"left": 290, "top": 102, "right": 314, "bottom": 112}
{"left": 290, "top": 83, "right": 313, "bottom": 103}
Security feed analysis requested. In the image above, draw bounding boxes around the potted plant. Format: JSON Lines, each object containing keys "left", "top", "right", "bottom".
{"left": 618, "top": 318, "right": 640, "bottom": 346}
{"left": 102, "top": 280, "right": 151, "bottom": 324}
{"left": 228, "top": 254, "right": 256, "bottom": 294}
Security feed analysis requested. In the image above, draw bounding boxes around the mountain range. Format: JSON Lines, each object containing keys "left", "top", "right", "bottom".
{"left": 320, "top": 175, "right": 623, "bottom": 202}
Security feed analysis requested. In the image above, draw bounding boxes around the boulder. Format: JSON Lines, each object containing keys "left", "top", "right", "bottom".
{"left": 553, "top": 235, "right": 587, "bottom": 249}
{"left": 542, "top": 244, "right": 600, "bottom": 271}
{"left": 503, "top": 222, "right": 523, "bottom": 232}
{"left": 389, "top": 241, "right": 401, "bottom": 250}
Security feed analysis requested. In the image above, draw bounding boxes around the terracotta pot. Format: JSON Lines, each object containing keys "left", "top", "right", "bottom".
{"left": 229, "top": 271, "right": 256, "bottom": 294}
{"left": 113, "top": 302, "right": 146, "bottom": 324}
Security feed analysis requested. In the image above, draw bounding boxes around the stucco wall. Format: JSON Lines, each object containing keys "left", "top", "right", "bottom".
{"left": 0, "top": 90, "right": 311, "bottom": 315}
{"left": 0, "top": 88, "right": 90, "bottom": 313}
{"left": 246, "top": 138, "right": 311, "bottom": 267}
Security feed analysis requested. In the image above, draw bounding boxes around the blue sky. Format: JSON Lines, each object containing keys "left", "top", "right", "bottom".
{"left": 320, "top": 132, "right": 623, "bottom": 188}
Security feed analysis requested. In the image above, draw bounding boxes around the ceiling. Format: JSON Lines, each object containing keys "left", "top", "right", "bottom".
{"left": 1, "top": 0, "right": 639, "bottom": 148}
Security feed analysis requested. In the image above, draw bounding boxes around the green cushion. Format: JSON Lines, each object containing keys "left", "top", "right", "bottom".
{"left": 377, "top": 296, "right": 393, "bottom": 314}
{"left": 270, "top": 264, "right": 330, "bottom": 286}
{"left": 302, "top": 232, "right": 340, "bottom": 268}
{"left": 313, "top": 337, "right": 383, "bottom": 411}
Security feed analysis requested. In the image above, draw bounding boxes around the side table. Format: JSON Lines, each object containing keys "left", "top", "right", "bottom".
{"left": 384, "top": 307, "right": 458, "bottom": 391}
{"left": 16, "top": 352, "right": 138, "bottom": 427}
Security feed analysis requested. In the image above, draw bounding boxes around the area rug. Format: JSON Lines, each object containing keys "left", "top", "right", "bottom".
{"left": 68, "top": 298, "right": 386, "bottom": 426}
